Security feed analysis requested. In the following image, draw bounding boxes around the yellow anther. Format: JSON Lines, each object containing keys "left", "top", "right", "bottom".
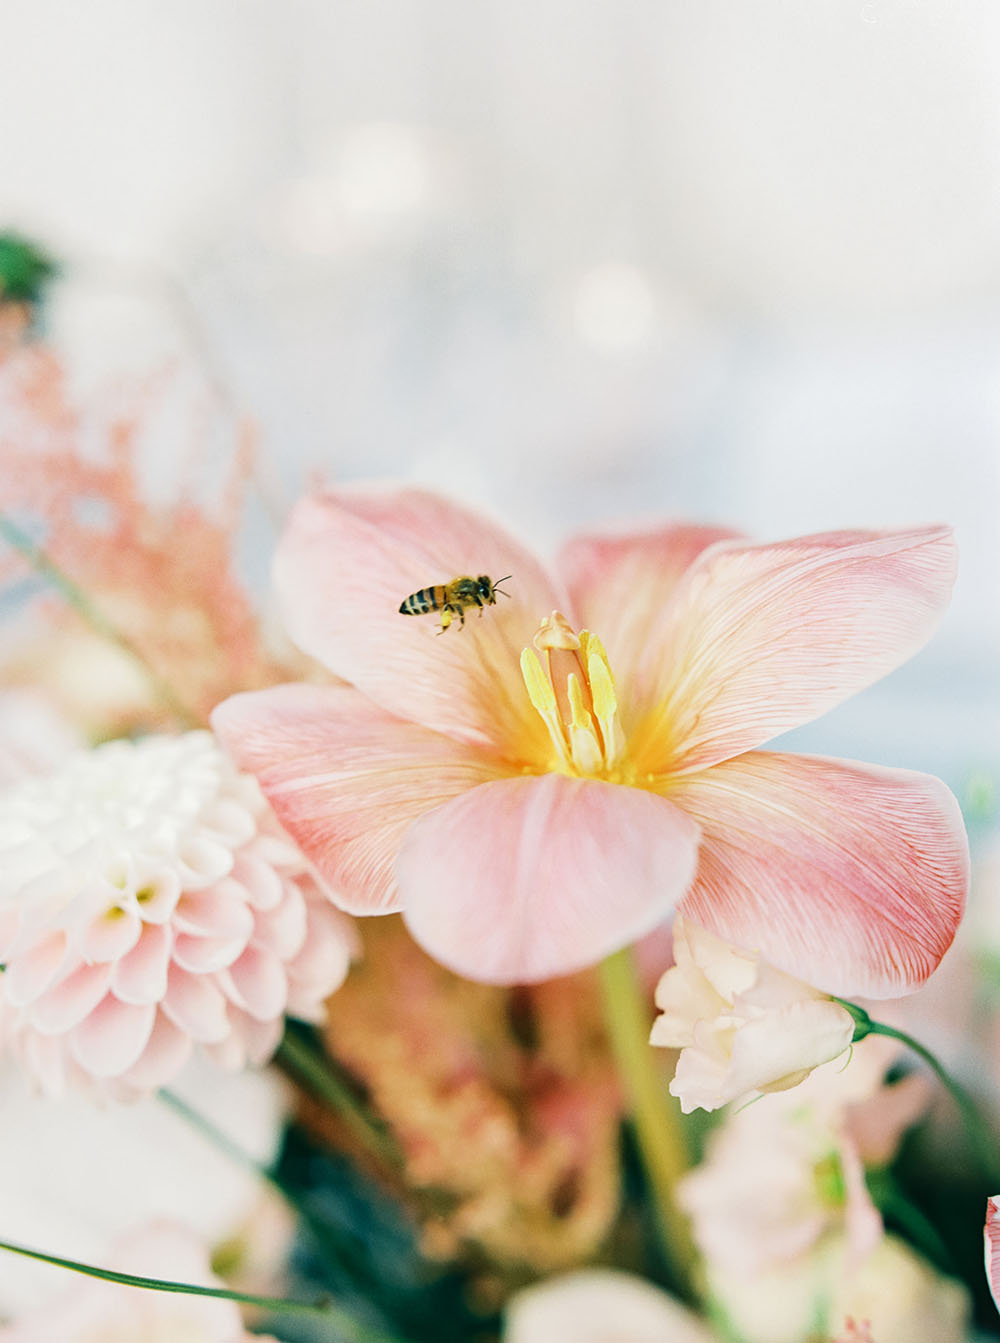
{"left": 520, "top": 647, "right": 572, "bottom": 769}
{"left": 520, "top": 647, "right": 557, "bottom": 715}
{"left": 566, "top": 672, "right": 604, "bottom": 774}
{"left": 566, "top": 672, "right": 591, "bottom": 733}
{"left": 587, "top": 647, "right": 616, "bottom": 719}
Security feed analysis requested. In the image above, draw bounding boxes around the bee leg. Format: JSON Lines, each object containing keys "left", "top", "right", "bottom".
{"left": 436, "top": 605, "right": 456, "bottom": 635}
{"left": 457, "top": 605, "right": 467, "bottom": 629}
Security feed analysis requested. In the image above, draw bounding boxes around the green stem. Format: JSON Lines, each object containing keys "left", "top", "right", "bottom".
{"left": 836, "top": 1001, "right": 999, "bottom": 1179}
{"left": 598, "top": 946, "right": 698, "bottom": 1295}
{"left": 275, "top": 1029, "right": 402, "bottom": 1172}
{"left": 0, "top": 510, "right": 201, "bottom": 726}
{"left": 0, "top": 1236, "right": 375, "bottom": 1331}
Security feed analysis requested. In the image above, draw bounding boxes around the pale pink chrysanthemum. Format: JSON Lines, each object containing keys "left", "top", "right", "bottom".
{"left": 213, "top": 487, "right": 968, "bottom": 991}
{"left": 0, "top": 1221, "right": 278, "bottom": 1343}
{"left": 0, "top": 730, "right": 356, "bottom": 1099}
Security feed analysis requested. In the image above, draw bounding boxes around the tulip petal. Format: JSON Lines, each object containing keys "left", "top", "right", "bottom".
{"left": 668, "top": 752, "right": 968, "bottom": 997}
{"left": 632, "top": 526, "right": 958, "bottom": 774}
{"left": 213, "top": 682, "right": 508, "bottom": 914}
{"left": 558, "top": 524, "right": 740, "bottom": 718}
{"left": 985, "top": 1196, "right": 1000, "bottom": 1311}
{"left": 272, "top": 488, "right": 565, "bottom": 751}
{"left": 400, "top": 773, "right": 700, "bottom": 984}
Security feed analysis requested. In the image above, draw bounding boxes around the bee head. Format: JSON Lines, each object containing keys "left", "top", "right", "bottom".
{"left": 488, "top": 574, "right": 512, "bottom": 601}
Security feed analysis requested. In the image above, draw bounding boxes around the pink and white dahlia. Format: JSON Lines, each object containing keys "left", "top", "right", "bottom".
{"left": 0, "top": 731, "right": 356, "bottom": 1098}
{"left": 213, "top": 486, "right": 968, "bottom": 990}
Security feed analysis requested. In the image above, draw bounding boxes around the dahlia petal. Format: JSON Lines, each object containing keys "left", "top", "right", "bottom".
{"left": 131, "top": 867, "right": 181, "bottom": 924}
{"left": 172, "top": 931, "right": 248, "bottom": 975}
{"left": 112, "top": 923, "right": 173, "bottom": 1004}
{"left": 80, "top": 907, "right": 142, "bottom": 963}
{"left": 0, "top": 906, "right": 21, "bottom": 958}
{"left": 985, "top": 1197, "right": 1000, "bottom": 1311}
{"left": 287, "top": 906, "right": 356, "bottom": 1016}
{"left": 176, "top": 835, "right": 236, "bottom": 889}
{"left": 400, "top": 774, "right": 701, "bottom": 984}
{"left": 173, "top": 884, "right": 256, "bottom": 943}
{"left": 272, "top": 488, "right": 565, "bottom": 750}
{"left": 219, "top": 947, "right": 288, "bottom": 1021}
{"left": 3, "top": 932, "right": 67, "bottom": 1007}
{"left": 219, "top": 1007, "right": 283, "bottom": 1067}
{"left": 212, "top": 682, "right": 507, "bottom": 914}
{"left": 162, "top": 965, "right": 231, "bottom": 1043}
{"left": 68, "top": 996, "right": 156, "bottom": 1077}
{"left": 558, "top": 524, "right": 741, "bottom": 722}
{"left": 669, "top": 752, "right": 968, "bottom": 997}
{"left": 251, "top": 884, "right": 307, "bottom": 961}
{"left": 117, "top": 1010, "right": 193, "bottom": 1091}
{"left": 30, "top": 961, "right": 113, "bottom": 1034}
{"left": 230, "top": 851, "right": 285, "bottom": 910}
{"left": 637, "top": 526, "right": 958, "bottom": 774}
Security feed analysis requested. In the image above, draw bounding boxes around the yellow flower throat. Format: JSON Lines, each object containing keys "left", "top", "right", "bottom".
{"left": 520, "top": 611, "right": 627, "bottom": 780}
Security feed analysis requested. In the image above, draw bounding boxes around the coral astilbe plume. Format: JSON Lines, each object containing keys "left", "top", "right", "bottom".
{"left": 213, "top": 487, "right": 968, "bottom": 990}
{"left": 0, "top": 349, "right": 284, "bottom": 729}
{"left": 0, "top": 731, "right": 355, "bottom": 1098}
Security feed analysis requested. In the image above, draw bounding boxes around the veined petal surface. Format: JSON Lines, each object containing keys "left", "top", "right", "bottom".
{"left": 558, "top": 524, "right": 740, "bottom": 724}
{"left": 399, "top": 773, "right": 700, "bottom": 984}
{"left": 273, "top": 488, "right": 564, "bottom": 753}
{"left": 632, "top": 526, "right": 957, "bottom": 775}
{"left": 212, "top": 682, "right": 509, "bottom": 914}
{"left": 668, "top": 752, "right": 968, "bottom": 997}
{"left": 985, "top": 1196, "right": 1000, "bottom": 1311}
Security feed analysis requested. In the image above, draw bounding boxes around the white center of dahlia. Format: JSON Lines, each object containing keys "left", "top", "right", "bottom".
{"left": 0, "top": 731, "right": 263, "bottom": 923}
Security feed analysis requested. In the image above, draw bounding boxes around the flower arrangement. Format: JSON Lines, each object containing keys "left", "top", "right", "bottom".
{"left": 0, "top": 248, "right": 997, "bottom": 1342}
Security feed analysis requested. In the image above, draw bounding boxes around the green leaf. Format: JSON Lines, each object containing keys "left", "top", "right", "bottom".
{"left": 0, "top": 233, "right": 57, "bottom": 305}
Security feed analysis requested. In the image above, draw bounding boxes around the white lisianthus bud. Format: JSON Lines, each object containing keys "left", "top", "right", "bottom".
{"left": 650, "top": 916, "right": 856, "bottom": 1114}
{"left": 503, "top": 1268, "right": 717, "bottom": 1343}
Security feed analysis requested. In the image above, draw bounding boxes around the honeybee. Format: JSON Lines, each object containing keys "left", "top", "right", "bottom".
{"left": 398, "top": 574, "right": 512, "bottom": 633}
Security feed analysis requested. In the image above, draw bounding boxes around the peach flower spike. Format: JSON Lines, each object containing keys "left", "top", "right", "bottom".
{"left": 213, "top": 487, "right": 968, "bottom": 989}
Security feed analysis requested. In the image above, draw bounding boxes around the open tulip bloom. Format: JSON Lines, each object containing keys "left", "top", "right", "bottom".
{"left": 213, "top": 486, "right": 968, "bottom": 992}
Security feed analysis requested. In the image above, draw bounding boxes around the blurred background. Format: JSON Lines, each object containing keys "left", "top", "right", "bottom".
{"left": 2, "top": 0, "right": 998, "bottom": 800}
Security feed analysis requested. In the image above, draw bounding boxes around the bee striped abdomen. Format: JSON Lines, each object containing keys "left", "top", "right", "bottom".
{"left": 399, "top": 586, "right": 445, "bottom": 616}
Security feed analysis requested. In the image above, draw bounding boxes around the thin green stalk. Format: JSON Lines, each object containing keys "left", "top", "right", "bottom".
{"left": 0, "top": 510, "right": 200, "bottom": 726}
{"left": 837, "top": 1000, "right": 999, "bottom": 1178}
{"left": 160, "top": 1087, "right": 285, "bottom": 1192}
{"left": 158, "top": 1089, "right": 414, "bottom": 1342}
{"left": 598, "top": 946, "right": 698, "bottom": 1296}
{"left": 0, "top": 1237, "right": 387, "bottom": 1334}
{"left": 275, "top": 1029, "right": 402, "bottom": 1172}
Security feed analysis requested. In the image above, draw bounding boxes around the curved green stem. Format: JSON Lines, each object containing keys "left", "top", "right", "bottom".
{"left": 275, "top": 1028, "right": 403, "bottom": 1172}
{"left": 0, "top": 1237, "right": 395, "bottom": 1336}
{"left": 836, "top": 1000, "right": 999, "bottom": 1179}
{"left": 598, "top": 947, "right": 698, "bottom": 1296}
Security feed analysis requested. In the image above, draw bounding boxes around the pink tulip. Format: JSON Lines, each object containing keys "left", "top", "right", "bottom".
{"left": 986, "top": 1195, "right": 1000, "bottom": 1312}
{"left": 213, "top": 487, "right": 968, "bottom": 989}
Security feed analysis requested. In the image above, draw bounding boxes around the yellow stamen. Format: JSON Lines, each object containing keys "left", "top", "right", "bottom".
{"left": 520, "top": 612, "right": 624, "bottom": 778}
{"left": 520, "top": 646, "right": 573, "bottom": 770}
